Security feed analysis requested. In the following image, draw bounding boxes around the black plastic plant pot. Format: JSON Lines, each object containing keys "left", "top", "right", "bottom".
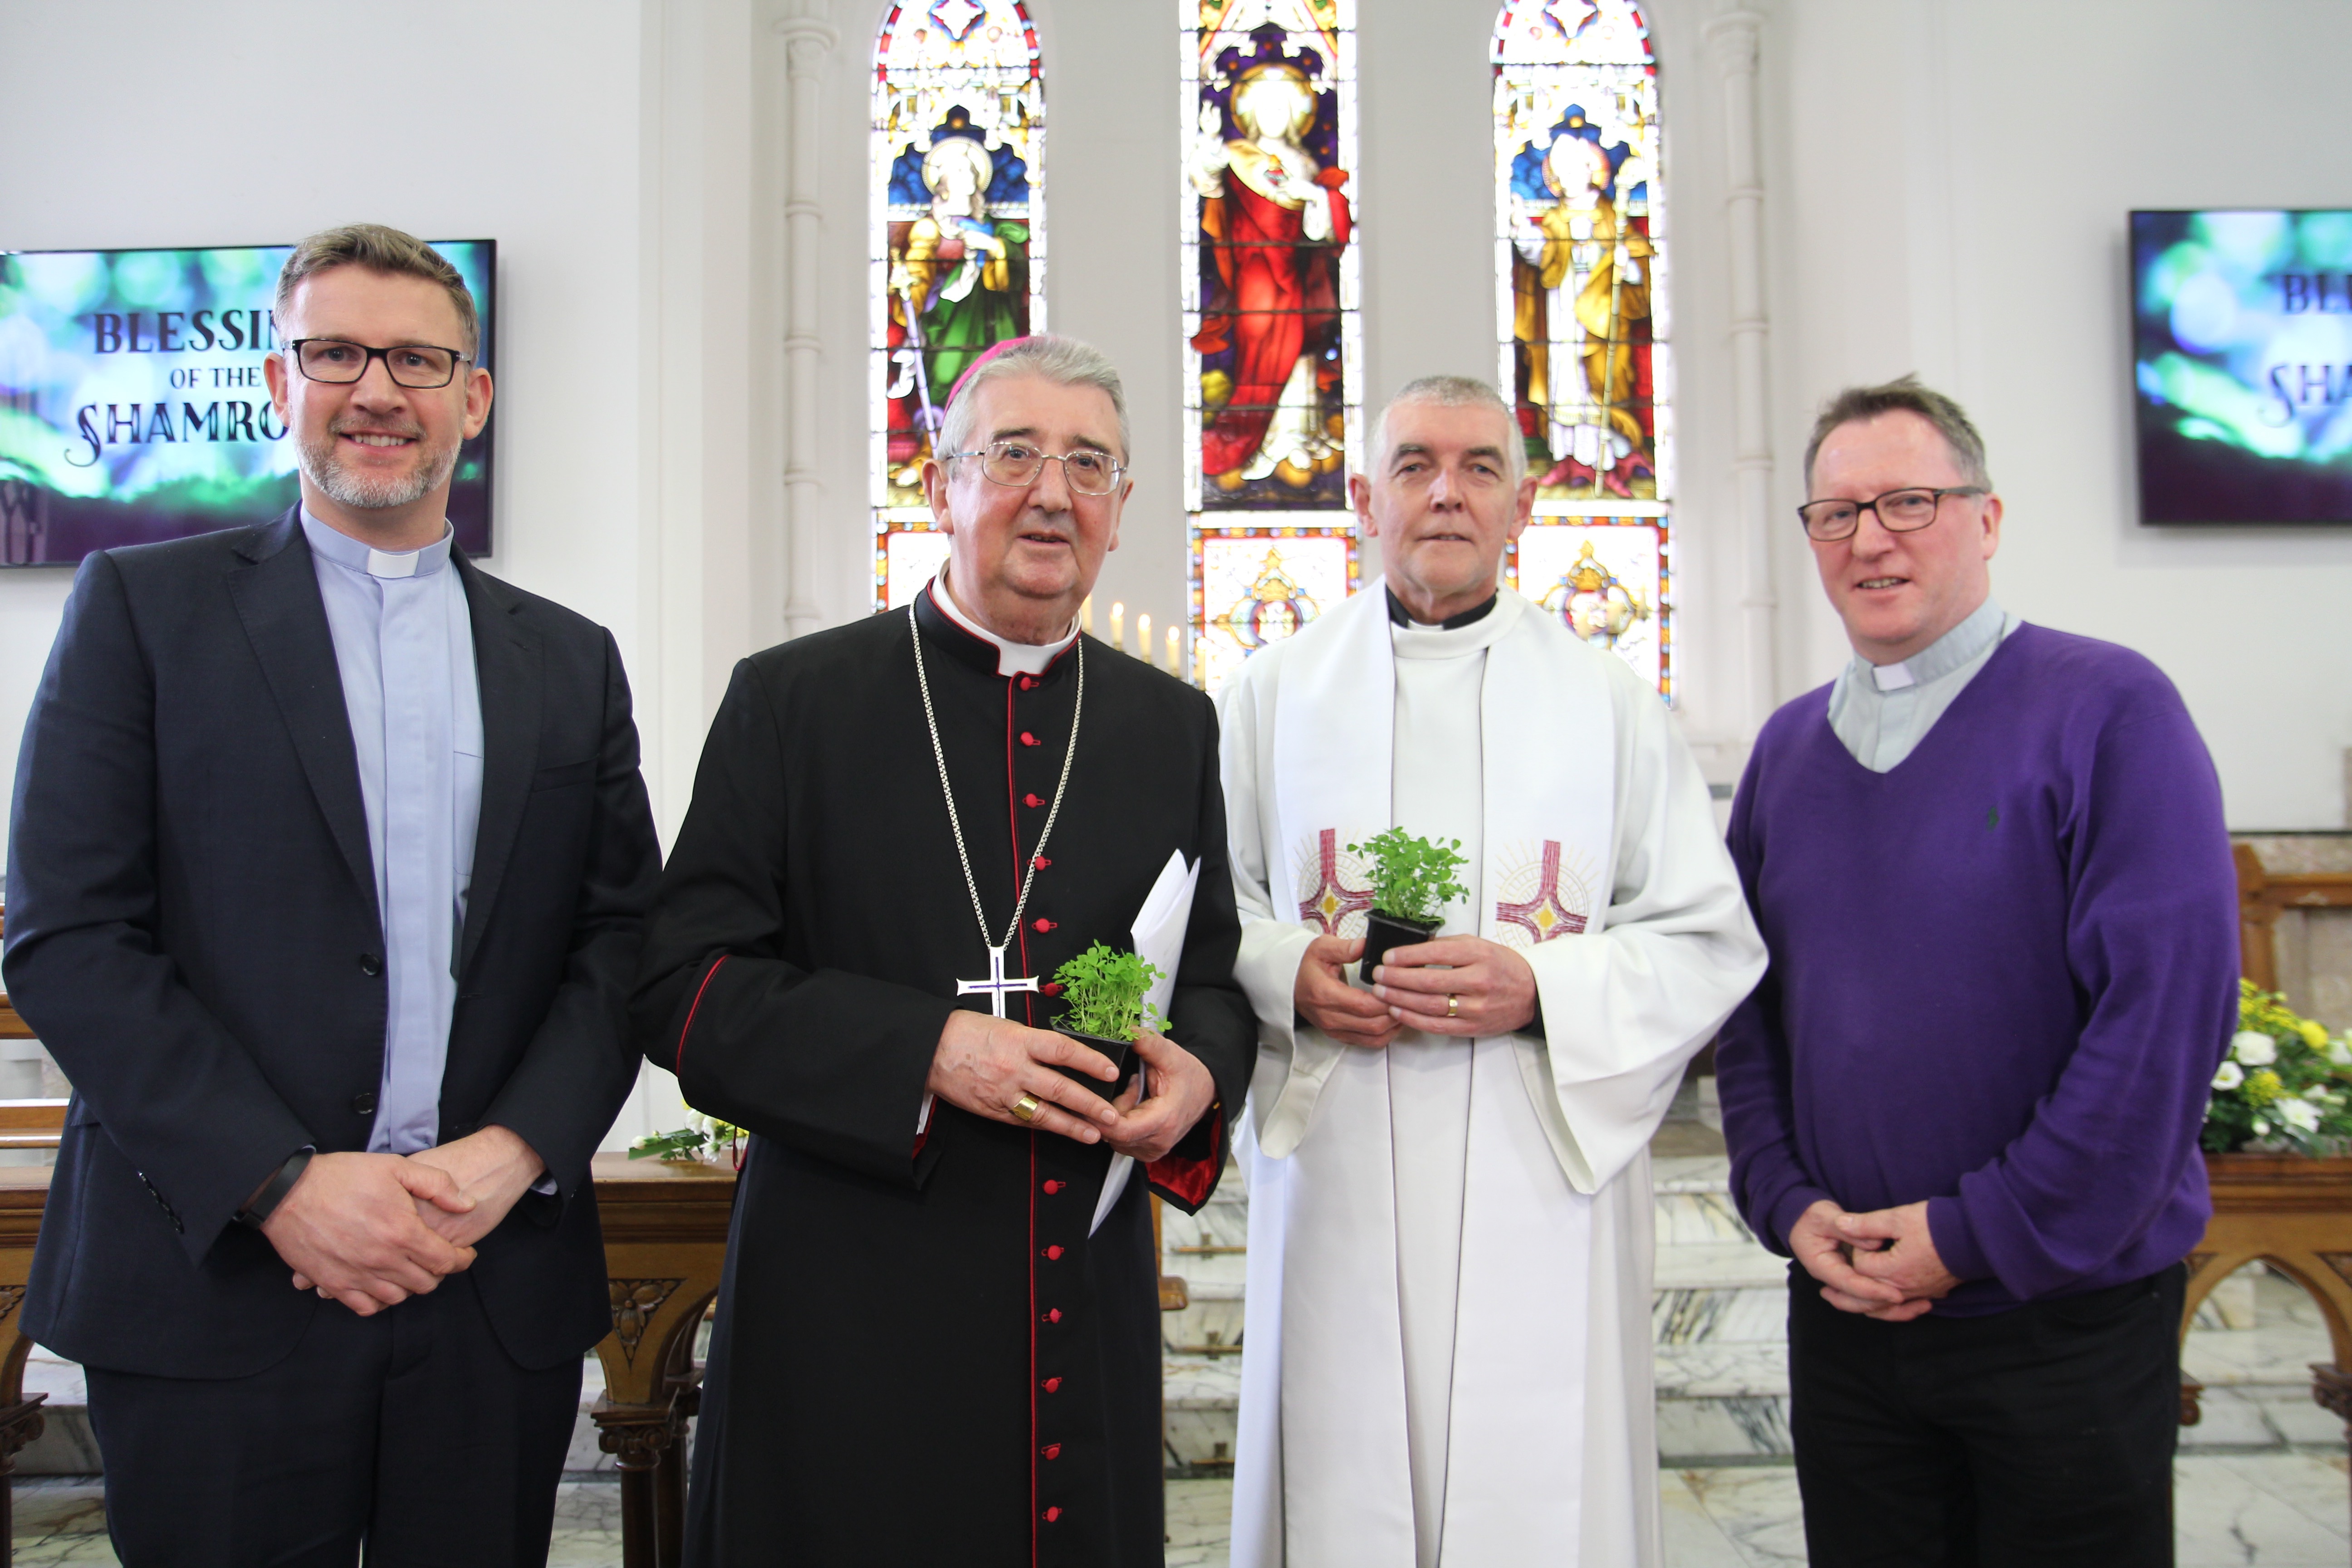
{"left": 1053, "top": 1028, "right": 1138, "bottom": 1102}
{"left": 1360, "top": 911, "right": 1442, "bottom": 984}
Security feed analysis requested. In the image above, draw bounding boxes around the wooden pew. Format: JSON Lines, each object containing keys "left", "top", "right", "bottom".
{"left": 2234, "top": 840, "right": 2352, "bottom": 992}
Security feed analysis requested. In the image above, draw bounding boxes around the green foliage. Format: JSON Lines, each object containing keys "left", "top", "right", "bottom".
{"left": 1052, "top": 941, "right": 1167, "bottom": 1041}
{"left": 627, "top": 1112, "right": 745, "bottom": 1164}
{"left": 1347, "top": 828, "right": 1470, "bottom": 925}
{"left": 2203, "top": 980, "right": 2352, "bottom": 1155}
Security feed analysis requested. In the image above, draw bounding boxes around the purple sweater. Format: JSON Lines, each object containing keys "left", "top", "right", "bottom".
{"left": 1715, "top": 624, "right": 2238, "bottom": 1314}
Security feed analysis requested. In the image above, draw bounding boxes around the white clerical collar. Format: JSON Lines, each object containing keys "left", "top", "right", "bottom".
{"left": 927, "top": 569, "right": 1078, "bottom": 677}
{"left": 1863, "top": 595, "right": 2006, "bottom": 692}
{"left": 1387, "top": 582, "right": 1524, "bottom": 661}
{"left": 301, "top": 507, "right": 455, "bottom": 580}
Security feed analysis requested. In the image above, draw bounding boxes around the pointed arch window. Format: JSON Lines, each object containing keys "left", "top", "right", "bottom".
{"left": 1494, "top": 0, "right": 1673, "bottom": 697}
{"left": 1182, "top": 0, "right": 1361, "bottom": 691}
{"left": 871, "top": 0, "right": 1048, "bottom": 611}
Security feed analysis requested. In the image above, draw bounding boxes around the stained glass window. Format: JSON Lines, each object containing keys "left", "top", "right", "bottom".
{"left": 1182, "top": 0, "right": 1360, "bottom": 691}
{"left": 1493, "top": 0, "right": 1673, "bottom": 698}
{"left": 871, "top": 0, "right": 1047, "bottom": 612}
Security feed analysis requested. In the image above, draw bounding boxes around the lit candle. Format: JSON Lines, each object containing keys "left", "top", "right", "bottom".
{"left": 1110, "top": 601, "right": 1125, "bottom": 653}
{"left": 1080, "top": 595, "right": 1093, "bottom": 636}
{"left": 1166, "top": 625, "right": 1183, "bottom": 678}
{"left": 1137, "top": 612, "right": 1152, "bottom": 662}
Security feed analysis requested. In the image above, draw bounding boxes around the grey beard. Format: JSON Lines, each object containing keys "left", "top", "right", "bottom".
{"left": 299, "top": 430, "right": 459, "bottom": 512}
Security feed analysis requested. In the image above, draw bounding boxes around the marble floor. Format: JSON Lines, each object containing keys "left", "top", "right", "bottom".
{"left": 15, "top": 1459, "right": 2351, "bottom": 1565}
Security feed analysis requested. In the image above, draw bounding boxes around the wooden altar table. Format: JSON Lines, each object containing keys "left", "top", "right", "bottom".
{"left": 583, "top": 1152, "right": 735, "bottom": 1568}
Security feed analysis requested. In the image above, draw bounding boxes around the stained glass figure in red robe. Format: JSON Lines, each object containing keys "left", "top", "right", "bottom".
{"left": 1189, "top": 33, "right": 1352, "bottom": 501}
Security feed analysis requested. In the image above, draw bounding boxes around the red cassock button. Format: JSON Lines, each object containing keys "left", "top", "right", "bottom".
{"left": 1042, "top": 1443, "right": 1063, "bottom": 1460}
{"left": 1033, "top": 855, "right": 1051, "bottom": 869}
{"left": 1043, "top": 1245, "right": 1064, "bottom": 1260}
{"left": 1021, "top": 731, "right": 1040, "bottom": 747}
{"left": 1023, "top": 793, "right": 1045, "bottom": 808}
{"left": 1047, "top": 1308, "right": 1063, "bottom": 1323}
{"left": 1043, "top": 1507, "right": 1063, "bottom": 1523}
{"left": 1042, "top": 1179, "right": 1064, "bottom": 1194}
{"left": 1033, "top": 918, "right": 1056, "bottom": 933}
{"left": 1041, "top": 981, "right": 1063, "bottom": 997}
{"left": 1020, "top": 676, "right": 1035, "bottom": 690}
{"left": 1042, "top": 1377, "right": 1062, "bottom": 1393}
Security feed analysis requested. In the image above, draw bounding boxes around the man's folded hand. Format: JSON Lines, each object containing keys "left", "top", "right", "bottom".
{"left": 264, "top": 1151, "right": 477, "bottom": 1316}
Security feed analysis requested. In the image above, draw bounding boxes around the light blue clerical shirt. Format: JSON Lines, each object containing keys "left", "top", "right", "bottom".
{"left": 301, "top": 510, "right": 484, "bottom": 1155}
{"left": 1825, "top": 595, "right": 2019, "bottom": 773}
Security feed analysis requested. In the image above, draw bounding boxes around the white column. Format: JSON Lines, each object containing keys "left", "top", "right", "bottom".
{"left": 775, "top": 2, "right": 837, "bottom": 641}
{"left": 1704, "top": 6, "right": 1778, "bottom": 731}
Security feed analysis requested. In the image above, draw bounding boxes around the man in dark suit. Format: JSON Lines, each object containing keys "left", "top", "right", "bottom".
{"left": 2, "top": 224, "right": 661, "bottom": 1566}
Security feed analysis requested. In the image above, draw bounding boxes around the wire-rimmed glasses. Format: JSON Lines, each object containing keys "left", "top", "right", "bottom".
{"left": 1797, "top": 486, "right": 1987, "bottom": 542}
{"left": 946, "top": 438, "right": 1126, "bottom": 496}
{"left": 287, "top": 338, "right": 472, "bottom": 390}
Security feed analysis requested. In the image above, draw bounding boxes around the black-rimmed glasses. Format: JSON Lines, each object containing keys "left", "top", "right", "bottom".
{"left": 288, "top": 338, "right": 473, "bottom": 390}
{"left": 1798, "top": 485, "right": 1986, "bottom": 542}
{"left": 947, "top": 438, "right": 1125, "bottom": 496}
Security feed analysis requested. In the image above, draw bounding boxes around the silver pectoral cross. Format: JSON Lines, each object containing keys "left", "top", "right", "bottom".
{"left": 956, "top": 944, "right": 1040, "bottom": 1018}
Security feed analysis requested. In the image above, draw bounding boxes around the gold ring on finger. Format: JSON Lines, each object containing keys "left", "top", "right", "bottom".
{"left": 1446, "top": 994, "right": 1460, "bottom": 1019}
{"left": 1011, "top": 1093, "right": 1042, "bottom": 1123}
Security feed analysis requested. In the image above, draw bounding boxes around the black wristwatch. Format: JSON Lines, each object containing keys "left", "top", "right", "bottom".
{"left": 237, "top": 1147, "right": 316, "bottom": 1228}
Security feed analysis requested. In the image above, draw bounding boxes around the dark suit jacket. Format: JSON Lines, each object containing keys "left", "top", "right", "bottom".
{"left": 2, "top": 508, "right": 661, "bottom": 1377}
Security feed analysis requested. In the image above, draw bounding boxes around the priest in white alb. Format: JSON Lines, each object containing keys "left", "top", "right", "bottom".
{"left": 1218, "top": 376, "right": 1767, "bottom": 1566}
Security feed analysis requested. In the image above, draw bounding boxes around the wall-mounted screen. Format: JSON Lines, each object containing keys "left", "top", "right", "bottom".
{"left": 0, "top": 240, "right": 495, "bottom": 566}
{"left": 2132, "top": 210, "right": 2352, "bottom": 525}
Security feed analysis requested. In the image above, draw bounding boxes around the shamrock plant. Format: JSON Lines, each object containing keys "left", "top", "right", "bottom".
{"left": 2203, "top": 980, "right": 2352, "bottom": 1155}
{"left": 628, "top": 1111, "right": 746, "bottom": 1165}
{"left": 1348, "top": 828, "right": 1470, "bottom": 926}
{"left": 1054, "top": 942, "right": 1167, "bottom": 1040}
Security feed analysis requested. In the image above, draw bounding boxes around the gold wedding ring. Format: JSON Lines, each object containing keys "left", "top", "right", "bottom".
{"left": 1446, "top": 994, "right": 1460, "bottom": 1019}
{"left": 1011, "top": 1093, "right": 1042, "bottom": 1123}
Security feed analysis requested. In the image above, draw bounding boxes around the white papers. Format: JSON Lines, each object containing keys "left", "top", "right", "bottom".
{"left": 1131, "top": 848, "right": 1200, "bottom": 1024}
{"left": 1091, "top": 849, "right": 1200, "bottom": 1235}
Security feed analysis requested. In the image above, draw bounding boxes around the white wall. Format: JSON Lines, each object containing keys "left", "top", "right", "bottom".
{"left": 0, "top": 0, "right": 652, "bottom": 852}
{"left": 6, "top": 0, "right": 2352, "bottom": 1126}
{"left": 0, "top": 0, "right": 723, "bottom": 1144}
{"left": 1764, "top": 0, "right": 2352, "bottom": 828}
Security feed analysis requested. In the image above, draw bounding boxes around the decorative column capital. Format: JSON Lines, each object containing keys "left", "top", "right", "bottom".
{"left": 773, "top": 13, "right": 839, "bottom": 63}
{"left": 1703, "top": 9, "right": 1763, "bottom": 77}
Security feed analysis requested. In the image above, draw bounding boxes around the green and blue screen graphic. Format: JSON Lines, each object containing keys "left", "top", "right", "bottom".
{"left": 0, "top": 240, "right": 494, "bottom": 565}
{"left": 2133, "top": 210, "right": 2352, "bottom": 525}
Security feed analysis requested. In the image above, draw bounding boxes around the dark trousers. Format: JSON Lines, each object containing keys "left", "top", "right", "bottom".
{"left": 85, "top": 1272, "right": 581, "bottom": 1568}
{"left": 1788, "top": 1261, "right": 2185, "bottom": 1568}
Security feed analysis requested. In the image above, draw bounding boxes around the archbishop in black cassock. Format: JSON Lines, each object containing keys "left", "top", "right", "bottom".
{"left": 635, "top": 344, "right": 1254, "bottom": 1568}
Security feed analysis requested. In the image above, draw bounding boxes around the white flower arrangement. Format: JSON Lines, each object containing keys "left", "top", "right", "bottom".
{"left": 2208, "top": 983, "right": 2352, "bottom": 1156}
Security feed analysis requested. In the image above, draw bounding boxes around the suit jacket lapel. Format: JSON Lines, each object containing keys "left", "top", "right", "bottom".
{"left": 226, "top": 510, "right": 380, "bottom": 931}
{"left": 456, "top": 553, "right": 540, "bottom": 979}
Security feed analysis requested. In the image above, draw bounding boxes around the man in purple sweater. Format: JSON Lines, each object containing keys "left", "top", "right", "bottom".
{"left": 1715, "top": 377, "right": 2238, "bottom": 1565}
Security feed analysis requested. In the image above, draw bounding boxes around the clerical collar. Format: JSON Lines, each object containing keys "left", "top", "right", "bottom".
{"left": 925, "top": 570, "right": 1078, "bottom": 678}
{"left": 1862, "top": 596, "right": 2007, "bottom": 693}
{"left": 301, "top": 507, "right": 455, "bottom": 579}
{"left": 1385, "top": 586, "right": 1498, "bottom": 630}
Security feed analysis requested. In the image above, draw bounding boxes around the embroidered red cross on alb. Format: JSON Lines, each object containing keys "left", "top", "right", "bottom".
{"left": 1494, "top": 839, "right": 1588, "bottom": 943}
{"left": 1297, "top": 828, "right": 1374, "bottom": 936}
